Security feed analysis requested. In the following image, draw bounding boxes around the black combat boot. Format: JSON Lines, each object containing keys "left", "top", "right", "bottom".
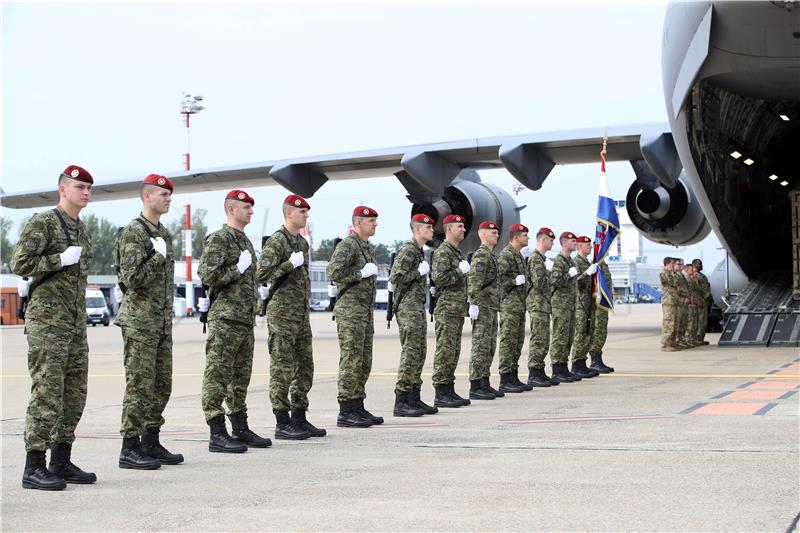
{"left": 564, "top": 362, "right": 583, "bottom": 382}
{"left": 483, "top": 377, "right": 505, "bottom": 397}
{"left": 590, "top": 353, "right": 614, "bottom": 373}
{"left": 469, "top": 379, "right": 495, "bottom": 400}
{"left": 141, "top": 426, "right": 184, "bottom": 464}
{"left": 551, "top": 362, "right": 575, "bottom": 384}
{"left": 571, "top": 359, "right": 599, "bottom": 379}
{"left": 498, "top": 373, "right": 525, "bottom": 393}
{"left": 48, "top": 443, "right": 96, "bottom": 484}
{"left": 274, "top": 410, "right": 310, "bottom": 440}
{"left": 512, "top": 370, "right": 534, "bottom": 391}
{"left": 291, "top": 408, "right": 327, "bottom": 437}
{"left": 228, "top": 411, "right": 271, "bottom": 448}
{"left": 357, "top": 399, "right": 384, "bottom": 425}
{"left": 434, "top": 384, "right": 462, "bottom": 408}
{"left": 119, "top": 436, "right": 161, "bottom": 469}
{"left": 22, "top": 450, "right": 66, "bottom": 490}
{"left": 393, "top": 390, "right": 425, "bottom": 417}
{"left": 411, "top": 385, "right": 438, "bottom": 414}
{"left": 450, "top": 383, "right": 471, "bottom": 405}
{"left": 208, "top": 415, "right": 247, "bottom": 453}
{"left": 337, "top": 400, "right": 373, "bottom": 428}
{"left": 527, "top": 367, "right": 552, "bottom": 387}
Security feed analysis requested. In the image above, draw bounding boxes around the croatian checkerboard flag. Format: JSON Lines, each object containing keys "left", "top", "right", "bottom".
{"left": 594, "top": 150, "right": 620, "bottom": 311}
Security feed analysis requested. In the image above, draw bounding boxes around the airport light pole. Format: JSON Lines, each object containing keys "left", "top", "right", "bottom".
{"left": 180, "top": 93, "right": 205, "bottom": 315}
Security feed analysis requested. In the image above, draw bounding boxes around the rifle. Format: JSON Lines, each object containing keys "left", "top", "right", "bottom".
{"left": 329, "top": 237, "right": 342, "bottom": 320}
{"left": 428, "top": 248, "right": 437, "bottom": 322}
{"left": 259, "top": 235, "right": 271, "bottom": 317}
{"left": 386, "top": 251, "right": 396, "bottom": 329}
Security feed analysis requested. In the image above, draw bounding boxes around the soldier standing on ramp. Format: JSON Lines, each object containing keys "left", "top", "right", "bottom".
{"left": 525, "top": 227, "right": 557, "bottom": 388}
{"left": 569, "top": 235, "right": 599, "bottom": 378}
{"left": 692, "top": 259, "right": 711, "bottom": 346}
{"left": 197, "top": 189, "right": 271, "bottom": 453}
{"left": 116, "top": 174, "right": 183, "bottom": 470}
{"left": 12, "top": 165, "right": 96, "bottom": 490}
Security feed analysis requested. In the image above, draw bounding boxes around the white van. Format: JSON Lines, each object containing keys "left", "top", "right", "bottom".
{"left": 85, "top": 288, "right": 110, "bottom": 326}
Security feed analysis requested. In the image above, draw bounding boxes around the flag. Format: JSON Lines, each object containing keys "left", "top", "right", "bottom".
{"left": 593, "top": 146, "right": 620, "bottom": 311}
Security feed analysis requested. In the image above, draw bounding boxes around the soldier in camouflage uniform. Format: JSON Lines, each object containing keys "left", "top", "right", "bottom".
{"left": 692, "top": 259, "right": 711, "bottom": 346}
{"left": 430, "top": 214, "right": 471, "bottom": 408}
{"left": 197, "top": 189, "right": 270, "bottom": 454}
{"left": 389, "top": 214, "right": 437, "bottom": 417}
{"left": 11, "top": 165, "right": 96, "bottom": 490}
{"left": 526, "top": 227, "right": 557, "bottom": 387}
{"left": 327, "top": 206, "right": 382, "bottom": 428}
{"left": 257, "top": 194, "right": 326, "bottom": 439}
{"left": 588, "top": 258, "right": 615, "bottom": 373}
{"left": 547, "top": 231, "right": 584, "bottom": 384}
{"left": 467, "top": 221, "right": 504, "bottom": 400}
{"left": 570, "top": 236, "right": 600, "bottom": 378}
{"left": 681, "top": 264, "right": 699, "bottom": 348}
{"left": 115, "top": 174, "right": 182, "bottom": 470}
{"left": 659, "top": 257, "right": 679, "bottom": 351}
{"left": 673, "top": 258, "right": 691, "bottom": 349}
{"left": 497, "top": 223, "right": 533, "bottom": 393}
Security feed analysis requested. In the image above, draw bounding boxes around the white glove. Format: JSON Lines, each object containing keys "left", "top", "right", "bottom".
{"left": 429, "top": 286, "right": 437, "bottom": 297}
{"left": 585, "top": 263, "right": 598, "bottom": 276}
{"left": 544, "top": 258, "right": 554, "bottom": 272}
{"left": 568, "top": 267, "right": 578, "bottom": 278}
{"left": 468, "top": 304, "right": 479, "bottom": 321}
{"left": 360, "top": 263, "right": 378, "bottom": 278}
{"left": 327, "top": 284, "right": 339, "bottom": 298}
{"left": 237, "top": 250, "right": 253, "bottom": 273}
{"left": 113, "top": 284, "right": 124, "bottom": 304}
{"left": 59, "top": 246, "right": 83, "bottom": 267}
{"left": 289, "top": 251, "right": 304, "bottom": 269}
{"left": 259, "top": 285, "right": 271, "bottom": 300}
{"left": 417, "top": 261, "right": 430, "bottom": 276}
{"left": 150, "top": 237, "right": 167, "bottom": 258}
{"left": 387, "top": 281, "right": 395, "bottom": 293}
{"left": 514, "top": 274, "right": 526, "bottom": 286}
{"left": 458, "top": 260, "right": 470, "bottom": 274}
{"left": 198, "top": 297, "right": 210, "bottom": 313}
{"left": 18, "top": 278, "right": 31, "bottom": 297}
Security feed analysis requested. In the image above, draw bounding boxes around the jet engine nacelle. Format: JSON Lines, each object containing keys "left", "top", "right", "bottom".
{"left": 625, "top": 174, "right": 711, "bottom": 246}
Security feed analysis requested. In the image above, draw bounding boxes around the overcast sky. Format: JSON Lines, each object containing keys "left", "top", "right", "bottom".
{"left": 1, "top": 1, "right": 724, "bottom": 267}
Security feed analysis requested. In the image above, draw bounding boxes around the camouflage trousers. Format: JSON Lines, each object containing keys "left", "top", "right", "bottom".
{"left": 24, "top": 320, "right": 88, "bottom": 452}
{"left": 589, "top": 308, "right": 609, "bottom": 356}
{"left": 661, "top": 304, "right": 676, "bottom": 347}
{"left": 469, "top": 307, "right": 497, "bottom": 381}
{"left": 571, "top": 299, "right": 593, "bottom": 361}
{"left": 527, "top": 310, "right": 550, "bottom": 369}
{"left": 268, "top": 317, "right": 314, "bottom": 412}
{"left": 432, "top": 313, "right": 464, "bottom": 386}
{"left": 548, "top": 308, "right": 575, "bottom": 364}
{"left": 675, "top": 305, "right": 688, "bottom": 346}
{"left": 695, "top": 305, "right": 708, "bottom": 343}
{"left": 120, "top": 327, "right": 173, "bottom": 438}
{"left": 683, "top": 306, "right": 699, "bottom": 345}
{"left": 201, "top": 319, "right": 254, "bottom": 421}
{"left": 498, "top": 305, "right": 526, "bottom": 375}
{"left": 395, "top": 306, "right": 427, "bottom": 392}
{"left": 336, "top": 315, "right": 374, "bottom": 401}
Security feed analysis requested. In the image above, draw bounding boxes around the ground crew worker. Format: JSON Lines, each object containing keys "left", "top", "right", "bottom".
{"left": 12, "top": 165, "right": 96, "bottom": 490}
{"left": 115, "top": 174, "right": 183, "bottom": 470}
{"left": 257, "top": 195, "right": 326, "bottom": 439}
{"left": 467, "top": 221, "right": 504, "bottom": 400}
{"left": 692, "top": 259, "right": 711, "bottom": 346}
{"left": 497, "top": 223, "right": 532, "bottom": 393}
{"left": 526, "top": 227, "right": 557, "bottom": 388}
{"left": 682, "top": 263, "right": 699, "bottom": 348}
{"left": 547, "top": 231, "right": 584, "bottom": 383}
{"left": 570, "top": 235, "right": 599, "bottom": 378}
{"left": 327, "top": 206, "right": 383, "bottom": 428}
{"left": 588, "top": 258, "right": 615, "bottom": 373}
{"left": 430, "top": 214, "right": 471, "bottom": 408}
{"left": 674, "top": 258, "right": 691, "bottom": 349}
{"left": 389, "top": 214, "right": 437, "bottom": 417}
{"left": 660, "top": 257, "right": 678, "bottom": 351}
{"left": 197, "top": 189, "right": 270, "bottom": 454}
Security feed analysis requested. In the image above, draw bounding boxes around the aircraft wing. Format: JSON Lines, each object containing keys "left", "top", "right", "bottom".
{"left": 1, "top": 122, "right": 674, "bottom": 209}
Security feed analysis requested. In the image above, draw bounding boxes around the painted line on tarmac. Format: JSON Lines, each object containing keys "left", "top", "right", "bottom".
{"left": 504, "top": 415, "right": 668, "bottom": 424}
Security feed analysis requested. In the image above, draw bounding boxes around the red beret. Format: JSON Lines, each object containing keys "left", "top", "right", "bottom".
{"left": 143, "top": 173, "right": 173, "bottom": 192}
{"left": 61, "top": 165, "right": 93, "bottom": 184}
{"left": 442, "top": 214, "right": 465, "bottom": 224}
{"left": 537, "top": 227, "right": 555, "bottom": 239}
{"left": 284, "top": 194, "right": 310, "bottom": 209}
{"left": 560, "top": 231, "right": 577, "bottom": 240}
{"left": 479, "top": 221, "right": 498, "bottom": 230}
{"left": 577, "top": 235, "right": 592, "bottom": 244}
{"left": 411, "top": 214, "right": 434, "bottom": 225}
{"left": 353, "top": 205, "right": 378, "bottom": 218}
{"left": 226, "top": 189, "right": 255, "bottom": 206}
{"left": 509, "top": 223, "right": 529, "bottom": 233}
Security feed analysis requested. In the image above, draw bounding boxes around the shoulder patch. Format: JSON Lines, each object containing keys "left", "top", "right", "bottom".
{"left": 208, "top": 252, "right": 222, "bottom": 265}
{"left": 25, "top": 238, "right": 38, "bottom": 251}
{"left": 124, "top": 252, "right": 136, "bottom": 265}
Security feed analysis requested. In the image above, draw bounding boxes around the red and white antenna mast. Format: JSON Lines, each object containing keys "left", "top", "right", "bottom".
{"left": 180, "top": 93, "right": 205, "bottom": 315}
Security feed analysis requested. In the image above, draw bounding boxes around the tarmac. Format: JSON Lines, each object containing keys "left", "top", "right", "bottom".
{"left": 1, "top": 304, "right": 798, "bottom": 532}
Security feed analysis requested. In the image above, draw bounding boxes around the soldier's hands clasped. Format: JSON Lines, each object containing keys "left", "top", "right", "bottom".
{"left": 458, "top": 260, "right": 470, "bottom": 274}
{"left": 468, "top": 304, "right": 479, "bottom": 320}
{"left": 544, "top": 258, "right": 554, "bottom": 272}
{"left": 259, "top": 284, "right": 271, "bottom": 300}
{"left": 568, "top": 267, "right": 578, "bottom": 278}
{"left": 417, "top": 261, "right": 430, "bottom": 276}
{"left": 514, "top": 274, "right": 526, "bottom": 286}
{"left": 18, "top": 278, "right": 31, "bottom": 297}
{"left": 289, "top": 251, "right": 304, "bottom": 269}
{"left": 150, "top": 237, "right": 167, "bottom": 258}
{"left": 585, "top": 263, "right": 598, "bottom": 276}
{"left": 59, "top": 246, "right": 83, "bottom": 267}
{"left": 113, "top": 284, "right": 124, "bottom": 303}
{"left": 360, "top": 262, "right": 378, "bottom": 278}
{"left": 198, "top": 297, "right": 210, "bottom": 313}
{"left": 237, "top": 250, "right": 253, "bottom": 273}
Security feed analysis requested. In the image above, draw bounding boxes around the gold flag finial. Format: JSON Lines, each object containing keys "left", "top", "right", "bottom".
{"left": 601, "top": 128, "right": 608, "bottom": 157}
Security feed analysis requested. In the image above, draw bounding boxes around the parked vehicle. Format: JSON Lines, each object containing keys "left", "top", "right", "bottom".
{"left": 85, "top": 288, "right": 110, "bottom": 326}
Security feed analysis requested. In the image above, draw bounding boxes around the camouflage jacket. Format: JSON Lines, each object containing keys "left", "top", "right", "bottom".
{"left": 686, "top": 275, "right": 700, "bottom": 307}
{"left": 526, "top": 250, "right": 551, "bottom": 314}
{"left": 696, "top": 272, "right": 711, "bottom": 303}
{"left": 327, "top": 233, "right": 376, "bottom": 320}
{"left": 574, "top": 254, "right": 593, "bottom": 307}
{"left": 549, "top": 254, "right": 577, "bottom": 312}
{"left": 11, "top": 206, "right": 92, "bottom": 332}
{"left": 199, "top": 224, "right": 258, "bottom": 326}
{"left": 659, "top": 270, "right": 675, "bottom": 305}
{"left": 115, "top": 215, "right": 174, "bottom": 334}
{"left": 430, "top": 240, "right": 467, "bottom": 317}
{"left": 389, "top": 239, "right": 426, "bottom": 312}
{"left": 497, "top": 244, "right": 528, "bottom": 311}
{"left": 675, "top": 272, "right": 690, "bottom": 305}
{"left": 468, "top": 244, "right": 500, "bottom": 311}
{"left": 256, "top": 226, "right": 310, "bottom": 322}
